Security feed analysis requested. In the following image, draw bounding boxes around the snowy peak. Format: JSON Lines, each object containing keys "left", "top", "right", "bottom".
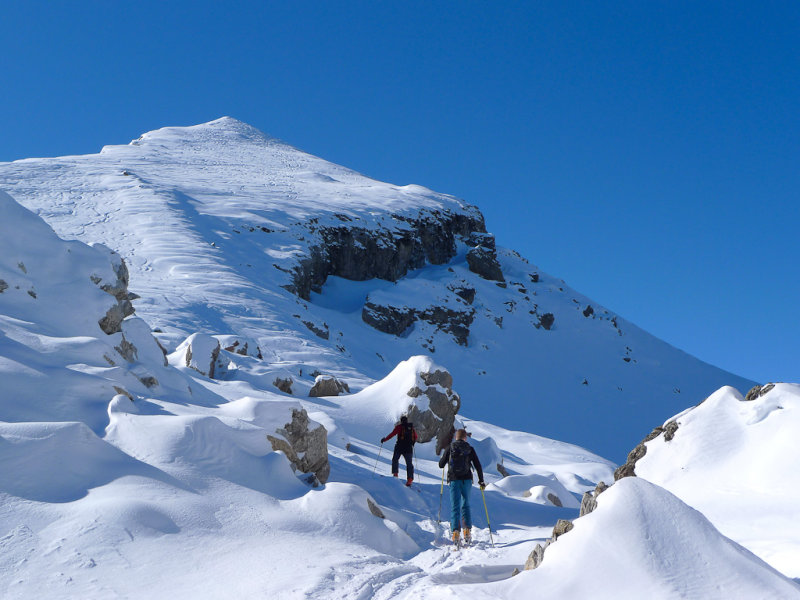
{"left": 0, "top": 119, "right": 753, "bottom": 462}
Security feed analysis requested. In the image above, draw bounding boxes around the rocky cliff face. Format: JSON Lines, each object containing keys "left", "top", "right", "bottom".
{"left": 284, "top": 209, "right": 487, "bottom": 300}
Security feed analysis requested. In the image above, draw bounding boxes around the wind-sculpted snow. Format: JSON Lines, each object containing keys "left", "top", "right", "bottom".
{"left": 1, "top": 123, "right": 790, "bottom": 598}
{"left": 0, "top": 117, "right": 754, "bottom": 461}
{"left": 635, "top": 383, "right": 800, "bottom": 578}
{"left": 448, "top": 478, "right": 800, "bottom": 600}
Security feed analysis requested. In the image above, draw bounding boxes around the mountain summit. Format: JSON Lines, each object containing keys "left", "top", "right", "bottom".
{"left": 0, "top": 118, "right": 752, "bottom": 460}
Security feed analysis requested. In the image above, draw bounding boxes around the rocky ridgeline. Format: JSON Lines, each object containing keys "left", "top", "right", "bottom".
{"left": 284, "top": 208, "right": 487, "bottom": 300}
{"left": 280, "top": 208, "right": 513, "bottom": 346}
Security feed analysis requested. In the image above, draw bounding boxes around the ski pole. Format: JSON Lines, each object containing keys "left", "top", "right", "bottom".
{"left": 480, "top": 485, "right": 495, "bottom": 548}
{"left": 372, "top": 442, "right": 383, "bottom": 477}
{"left": 438, "top": 468, "right": 445, "bottom": 523}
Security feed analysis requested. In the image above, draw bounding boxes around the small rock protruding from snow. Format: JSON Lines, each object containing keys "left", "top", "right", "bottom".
{"left": 579, "top": 480, "right": 609, "bottom": 517}
{"left": 309, "top": 375, "right": 350, "bottom": 397}
{"left": 266, "top": 408, "right": 330, "bottom": 483}
{"left": 744, "top": 382, "right": 776, "bottom": 401}
{"left": 273, "top": 376, "right": 294, "bottom": 394}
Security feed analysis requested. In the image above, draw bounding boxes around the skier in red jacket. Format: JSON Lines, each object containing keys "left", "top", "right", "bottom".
{"left": 381, "top": 415, "right": 418, "bottom": 486}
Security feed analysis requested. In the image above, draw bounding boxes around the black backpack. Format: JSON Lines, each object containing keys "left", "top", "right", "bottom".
{"left": 449, "top": 440, "right": 472, "bottom": 479}
{"left": 398, "top": 422, "right": 415, "bottom": 446}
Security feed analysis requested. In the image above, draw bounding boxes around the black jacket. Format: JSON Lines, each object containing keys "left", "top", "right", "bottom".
{"left": 439, "top": 439, "right": 484, "bottom": 483}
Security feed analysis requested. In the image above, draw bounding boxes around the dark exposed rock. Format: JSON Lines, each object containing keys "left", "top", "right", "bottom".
{"left": 529, "top": 273, "right": 540, "bottom": 283}
{"left": 524, "top": 543, "right": 546, "bottom": 570}
{"left": 286, "top": 209, "right": 486, "bottom": 300}
{"left": 583, "top": 305, "right": 594, "bottom": 317}
{"left": 267, "top": 408, "right": 329, "bottom": 483}
{"left": 179, "top": 334, "right": 221, "bottom": 379}
{"left": 94, "top": 254, "right": 136, "bottom": 335}
{"left": 451, "top": 286, "right": 476, "bottom": 304}
{"left": 309, "top": 375, "right": 349, "bottom": 397}
{"left": 547, "top": 493, "right": 563, "bottom": 507}
{"left": 367, "top": 498, "right": 385, "bottom": 519}
{"left": 113, "top": 386, "right": 133, "bottom": 400}
{"left": 511, "top": 568, "right": 520, "bottom": 577}
{"left": 0, "top": 279, "right": 7, "bottom": 293}
{"left": 362, "top": 301, "right": 415, "bottom": 336}
{"left": 497, "top": 463, "right": 510, "bottom": 477}
{"left": 552, "top": 519, "right": 574, "bottom": 540}
{"left": 302, "top": 320, "right": 329, "bottom": 340}
{"left": 137, "top": 375, "right": 159, "bottom": 388}
{"left": 418, "top": 306, "right": 474, "bottom": 346}
{"left": 580, "top": 481, "right": 609, "bottom": 517}
{"left": 404, "top": 367, "right": 461, "bottom": 454}
{"left": 744, "top": 383, "right": 776, "bottom": 402}
{"left": 614, "top": 423, "right": 677, "bottom": 481}
{"left": 467, "top": 231, "right": 496, "bottom": 250}
{"left": 273, "top": 377, "right": 294, "bottom": 394}
{"left": 114, "top": 336, "right": 138, "bottom": 363}
{"left": 539, "top": 313, "right": 555, "bottom": 330}
{"left": 363, "top": 299, "right": 474, "bottom": 346}
{"left": 466, "top": 246, "right": 505, "bottom": 282}
{"left": 663, "top": 420, "right": 679, "bottom": 442}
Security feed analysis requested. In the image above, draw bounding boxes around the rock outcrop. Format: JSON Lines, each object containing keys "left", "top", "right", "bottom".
{"left": 579, "top": 481, "right": 609, "bottom": 517}
{"left": 273, "top": 377, "right": 294, "bottom": 394}
{"left": 285, "top": 209, "right": 486, "bottom": 300}
{"left": 309, "top": 375, "right": 350, "bottom": 397}
{"left": 523, "top": 518, "right": 576, "bottom": 571}
{"left": 466, "top": 245, "right": 504, "bottom": 282}
{"left": 744, "top": 383, "right": 776, "bottom": 401}
{"left": 267, "top": 408, "right": 330, "bottom": 484}
{"left": 614, "top": 420, "right": 679, "bottom": 480}
{"left": 362, "top": 299, "right": 475, "bottom": 346}
{"left": 405, "top": 367, "right": 461, "bottom": 454}
{"left": 94, "top": 249, "right": 137, "bottom": 335}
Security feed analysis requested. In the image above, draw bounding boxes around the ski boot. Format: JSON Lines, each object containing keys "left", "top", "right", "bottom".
{"left": 451, "top": 529, "right": 461, "bottom": 549}
{"left": 462, "top": 527, "right": 472, "bottom": 546}
{"left": 406, "top": 477, "right": 413, "bottom": 487}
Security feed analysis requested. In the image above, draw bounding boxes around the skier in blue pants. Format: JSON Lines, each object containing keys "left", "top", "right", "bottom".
{"left": 438, "top": 428, "right": 485, "bottom": 546}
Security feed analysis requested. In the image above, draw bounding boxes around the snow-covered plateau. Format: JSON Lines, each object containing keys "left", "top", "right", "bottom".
{"left": 0, "top": 119, "right": 797, "bottom": 599}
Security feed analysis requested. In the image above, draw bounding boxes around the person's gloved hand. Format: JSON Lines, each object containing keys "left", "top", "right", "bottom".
{"left": 479, "top": 481, "right": 486, "bottom": 490}
{"left": 380, "top": 437, "right": 386, "bottom": 444}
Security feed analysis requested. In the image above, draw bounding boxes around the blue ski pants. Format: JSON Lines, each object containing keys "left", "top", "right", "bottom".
{"left": 449, "top": 479, "right": 473, "bottom": 531}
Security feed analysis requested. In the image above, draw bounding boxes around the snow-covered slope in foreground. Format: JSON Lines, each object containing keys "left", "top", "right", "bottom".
{"left": 0, "top": 117, "right": 754, "bottom": 460}
{"left": 446, "top": 478, "right": 799, "bottom": 600}
{"left": 635, "top": 383, "right": 800, "bottom": 578}
{"left": 1, "top": 191, "right": 622, "bottom": 598}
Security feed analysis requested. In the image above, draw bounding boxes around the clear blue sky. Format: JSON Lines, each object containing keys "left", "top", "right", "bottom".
{"left": 1, "top": 1, "right": 797, "bottom": 384}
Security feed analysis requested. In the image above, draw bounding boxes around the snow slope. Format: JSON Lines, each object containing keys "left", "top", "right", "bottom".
{"left": 635, "top": 383, "right": 800, "bottom": 578}
{"left": 1, "top": 121, "right": 791, "bottom": 598}
{"left": 444, "top": 478, "right": 800, "bottom": 600}
{"left": 0, "top": 117, "right": 754, "bottom": 461}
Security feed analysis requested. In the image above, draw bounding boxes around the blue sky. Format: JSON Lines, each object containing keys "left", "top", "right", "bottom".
{"left": 1, "top": 2, "right": 797, "bottom": 384}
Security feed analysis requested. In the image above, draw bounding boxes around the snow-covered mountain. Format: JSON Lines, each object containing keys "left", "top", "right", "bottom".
{"left": 2, "top": 120, "right": 795, "bottom": 599}
{"left": 0, "top": 117, "right": 753, "bottom": 461}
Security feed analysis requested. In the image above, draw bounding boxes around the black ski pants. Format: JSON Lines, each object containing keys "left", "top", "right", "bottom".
{"left": 391, "top": 446, "right": 414, "bottom": 479}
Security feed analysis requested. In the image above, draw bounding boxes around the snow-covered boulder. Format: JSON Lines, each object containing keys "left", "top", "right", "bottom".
{"left": 401, "top": 360, "right": 461, "bottom": 452}
{"left": 635, "top": 383, "right": 800, "bottom": 578}
{"left": 495, "top": 478, "right": 799, "bottom": 599}
{"left": 170, "top": 333, "right": 222, "bottom": 379}
{"left": 309, "top": 374, "right": 350, "bottom": 397}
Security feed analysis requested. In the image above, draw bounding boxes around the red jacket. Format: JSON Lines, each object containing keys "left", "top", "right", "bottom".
{"left": 383, "top": 423, "right": 418, "bottom": 445}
